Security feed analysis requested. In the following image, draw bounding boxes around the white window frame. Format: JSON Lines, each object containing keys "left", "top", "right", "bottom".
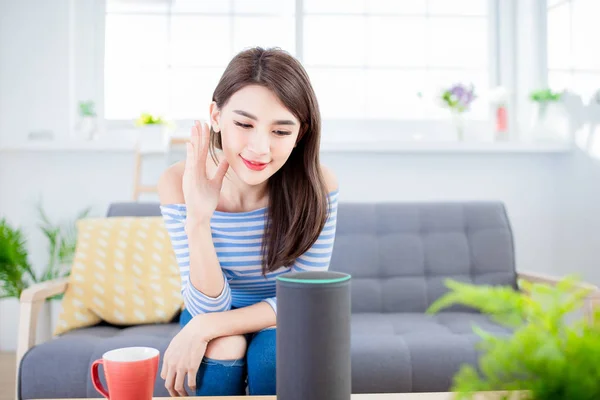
{"left": 74, "top": 0, "right": 545, "bottom": 145}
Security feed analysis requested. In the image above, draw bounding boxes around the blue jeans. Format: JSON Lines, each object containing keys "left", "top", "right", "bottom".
{"left": 179, "top": 308, "right": 276, "bottom": 396}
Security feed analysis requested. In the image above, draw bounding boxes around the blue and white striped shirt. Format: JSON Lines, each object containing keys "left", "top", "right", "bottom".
{"left": 160, "top": 190, "right": 339, "bottom": 316}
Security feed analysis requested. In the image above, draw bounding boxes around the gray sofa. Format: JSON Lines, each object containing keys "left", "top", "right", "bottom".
{"left": 19, "top": 201, "right": 517, "bottom": 399}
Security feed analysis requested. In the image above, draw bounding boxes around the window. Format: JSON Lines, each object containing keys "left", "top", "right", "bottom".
{"left": 303, "top": 0, "right": 491, "bottom": 121}
{"left": 104, "top": 0, "right": 494, "bottom": 127}
{"left": 104, "top": 0, "right": 295, "bottom": 121}
{"left": 547, "top": 0, "right": 600, "bottom": 102}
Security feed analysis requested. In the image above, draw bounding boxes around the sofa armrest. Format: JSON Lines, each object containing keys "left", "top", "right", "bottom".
{"left": 517, "top": 270, "right": 600, "bottom": 323}
{"left": 19, "top": 277, "right": 69, "bottom": 303}
{"left": 16, "top": 278, "right": 69, "bottom": 400}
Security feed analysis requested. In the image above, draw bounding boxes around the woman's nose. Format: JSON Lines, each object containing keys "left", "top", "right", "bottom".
{"left": 247, "top": 130, "right": 270, "bottom": 155}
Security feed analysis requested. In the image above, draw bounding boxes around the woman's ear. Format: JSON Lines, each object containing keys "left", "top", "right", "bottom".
{"left": 209, "top": 101, "right": 221, "bottom": 133}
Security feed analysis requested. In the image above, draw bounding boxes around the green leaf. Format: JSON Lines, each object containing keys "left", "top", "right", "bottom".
{"left": 428, "top": 276, "right": 600, "bottom": 400}
{"left": 35, "top": 204, "right": 92, "bottom": 283}
{"left": 0, "top": 218, "right": 34, "bottom": 298}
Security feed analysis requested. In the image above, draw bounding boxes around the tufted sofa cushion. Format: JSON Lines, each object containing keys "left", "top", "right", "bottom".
{"left": 329, "top": 202, "right": 517, "bottom": 313}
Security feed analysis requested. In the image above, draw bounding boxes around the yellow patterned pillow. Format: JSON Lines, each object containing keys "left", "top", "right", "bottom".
{"left": 54, "top": 217, "right": 183, "bottom": 336}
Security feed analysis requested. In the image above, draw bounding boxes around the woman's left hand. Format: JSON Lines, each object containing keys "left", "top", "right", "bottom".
{"left": 160, "top": 316, "right": 208, "bottom": 397}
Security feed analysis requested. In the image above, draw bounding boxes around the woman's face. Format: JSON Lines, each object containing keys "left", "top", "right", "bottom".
{"left": 210, "top": 85, "right": 301, "bottom": 186}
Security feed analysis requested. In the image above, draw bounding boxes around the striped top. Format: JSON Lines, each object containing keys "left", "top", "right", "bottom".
{"left": 160, "top": 190, "right": 339, "bottom": 316}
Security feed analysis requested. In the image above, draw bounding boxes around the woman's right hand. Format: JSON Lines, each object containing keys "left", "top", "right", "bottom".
{"left": 183, "top": 121, "right": 229, "bottom": 226}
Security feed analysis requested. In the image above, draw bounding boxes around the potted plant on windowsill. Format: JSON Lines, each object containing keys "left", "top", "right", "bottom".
{"left": 440, "top": 83, "right": 477, "bottom": 141}
{"left": 75, "top": 100, "right": 97, "bottom": 141}
{"left": 426, "top": 276, "right": 600, "bottom": 400}
{"left": 134, "top": 112, "right": 174, "bottom": 152}
{"left": 529, "top": 88, "right": 569, "bottom": 142}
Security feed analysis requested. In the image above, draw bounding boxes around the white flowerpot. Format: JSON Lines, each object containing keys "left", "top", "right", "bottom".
{"left": 529, "top": 102, "right": 570, "bottom": 142}
{"left": 73, "top": 116, "right": 97, "bottom": 141}
{"left": 0, "top": 298, "right": 19, "bottom": 351}
{"left": 137, "top": 125, "right": 169, "bottom": 152}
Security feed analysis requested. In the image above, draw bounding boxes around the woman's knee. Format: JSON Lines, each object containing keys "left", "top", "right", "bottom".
{"left": 205, "top": 334, "right": 247, "bottom": 360}
{"left": 247, "top": 329, "right": 276, "bottom": 395}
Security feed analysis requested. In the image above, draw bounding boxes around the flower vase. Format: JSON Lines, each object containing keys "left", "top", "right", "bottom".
{"left": 452, "top": 111, "right": 465, "bottom": 141}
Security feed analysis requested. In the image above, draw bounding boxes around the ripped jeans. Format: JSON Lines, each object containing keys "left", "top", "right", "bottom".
{"left": 179, "top": 308, "right": 276, "bottom": 396}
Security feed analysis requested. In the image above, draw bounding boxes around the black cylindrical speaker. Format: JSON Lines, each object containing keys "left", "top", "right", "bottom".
{"left": 276, "top": 271, "right": 352, "bottom": 400}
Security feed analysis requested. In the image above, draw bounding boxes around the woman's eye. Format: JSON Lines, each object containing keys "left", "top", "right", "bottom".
{"left": 274, "top": 130, "right": 292, "bottom": 136}
{"left": 234, "top": 121, "right": 252, "bottom": 129}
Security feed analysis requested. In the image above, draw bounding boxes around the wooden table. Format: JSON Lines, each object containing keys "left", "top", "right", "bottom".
{"left": 42, "top": 392, "right": 525, "bottom": 399}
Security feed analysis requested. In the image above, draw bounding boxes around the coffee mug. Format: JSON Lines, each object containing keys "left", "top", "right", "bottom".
{"left": 91, "top": 346, "right": 159, "bottom": 400}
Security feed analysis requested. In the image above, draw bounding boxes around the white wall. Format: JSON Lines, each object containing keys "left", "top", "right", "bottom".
{"left": 555, "top": 149, "right": 600, "bottom": 283}
{"left": 1, "top": 0, "right": 600, "bottom": 352}
{"left": 0, "top": 0, "right": 72, "bottom": 141}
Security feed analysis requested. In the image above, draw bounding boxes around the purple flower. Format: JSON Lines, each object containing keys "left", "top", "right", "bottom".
{"left": 442, "top": 83, "right": 477, "bottom": 113}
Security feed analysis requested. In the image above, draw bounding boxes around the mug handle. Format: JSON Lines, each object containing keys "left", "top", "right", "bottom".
{"left": 91, "top": 359, "right": 110, "bottom": 399}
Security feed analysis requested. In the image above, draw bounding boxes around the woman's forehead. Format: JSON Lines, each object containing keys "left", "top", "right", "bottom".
{"left": 225, "top": 85, "right": 298, "bottom": 122}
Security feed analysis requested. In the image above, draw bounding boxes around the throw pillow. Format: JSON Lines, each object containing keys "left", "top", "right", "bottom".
{"left": 54, "top": 216, "right": 183, "bottom": 336}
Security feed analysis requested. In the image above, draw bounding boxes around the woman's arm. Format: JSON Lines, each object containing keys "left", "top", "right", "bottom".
{"left": 198, "top": 166, "right": 339, "bottom": 338}
{"left": 196, "top": 301, "right": 276, "bottom": 341}
{"left": 158, "top": 162, "right": 232, "bottom": 316}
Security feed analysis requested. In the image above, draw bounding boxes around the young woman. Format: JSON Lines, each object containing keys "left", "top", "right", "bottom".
{"left": 157, "top": 47, "right": 339, "bottom": 397}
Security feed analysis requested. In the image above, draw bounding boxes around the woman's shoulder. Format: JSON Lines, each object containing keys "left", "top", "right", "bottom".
{"left": 321, "top": 164, "right": 339, "bottom": 195}
{"left": 158, "top": 160, "right": 185, "bottom": 205}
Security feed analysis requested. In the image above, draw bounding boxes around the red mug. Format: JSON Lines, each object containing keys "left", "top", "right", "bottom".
{"left": 91, "top": 346, "right": 159, "bottom": 400}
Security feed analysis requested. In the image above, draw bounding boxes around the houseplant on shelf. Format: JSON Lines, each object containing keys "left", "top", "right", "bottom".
{"left": 440, "top": 83, "right": 477, "bottom": 141}
{"left": 529, "top": 88, "right": 568, "bottom": 141}
{"left": 134, "top": 112, "right": 174, "bottom": 151}
{"left": 426, "top": 276, "right": 600, "bottom": 400}
{"left": 75, "top": 100, "right": 97, "bottom": 141}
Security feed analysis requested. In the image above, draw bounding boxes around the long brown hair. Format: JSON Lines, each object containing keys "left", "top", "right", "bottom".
{"left": 209, "top": 47, "right": 329, "bottom": 275}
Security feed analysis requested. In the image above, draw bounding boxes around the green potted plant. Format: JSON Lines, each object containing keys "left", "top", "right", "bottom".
{"left": 0, "top": 218, "right": 36, "bottom": 350}
{"left": 134, "top": 112, "right": 174, "bottom": 151}
{"left": 76, "top": 100, "right": 97, "bottom": 140}
{"left": 37, "top": 203, "right": 91, "bottom": 284}
{"left": 0, "top": 218, "right": 35, "bottom": 299}
{"left": 0, "top": 206, "right": 91, "bottom": 349}
{"left": 426, "top": 276, "right": 600, "bottom": 400}
{"left": 36, "top": 203, "right": 91, "bottom": 338}
{"left": 529, "top": 88, "right": 568, "bottom": 141}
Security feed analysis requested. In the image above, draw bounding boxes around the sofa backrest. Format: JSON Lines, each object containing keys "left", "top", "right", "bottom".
{"left": 330, "top": 202, "right": 517, "bottom": 313}
{"left": 106, "top": 201, "right": 517, "bottom": 313}
{"left": 107, "top": 202, "right": 161, "bottom": 217}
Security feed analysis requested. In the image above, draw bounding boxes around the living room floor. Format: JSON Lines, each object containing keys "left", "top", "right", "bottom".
{"left": 1, "top": 352, "right": 15, "bottom": 400}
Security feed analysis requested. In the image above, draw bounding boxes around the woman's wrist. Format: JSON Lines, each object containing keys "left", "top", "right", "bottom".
{"left": 184, "top": 218, "right": 212, "bottom": 234}
{"left": 191, "top": 313, "right": 221, "bottom": 342}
